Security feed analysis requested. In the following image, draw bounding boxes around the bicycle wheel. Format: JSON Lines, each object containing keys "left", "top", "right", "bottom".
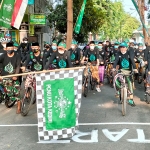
{"left": 91, "top": 77, "right": 96, "bottom": 90}
{"left": 121, "top": 87, "right": 127, "bottom": 116}
{"left": 83, "top": 77, "right": 88, "bottom": 97}
{"left": 137, "top": 75, "right": 142, "bottom": 84}
{"left": 5, "top": 95, "right": 16, "bottom": 108}
{"left": 21, "top": 86, "right": 34, "bottom": 116}
{"left": 0, "top": 90, "right": 4, "bottom": 103}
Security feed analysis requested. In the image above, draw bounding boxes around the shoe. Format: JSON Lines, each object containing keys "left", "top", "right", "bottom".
{"left": 115, "top": 91, "right": 120, "bottom": 98}
{"left": 96, "top": 87, "right": 101, "bottom": 92}
{"left": 128, "top": 99, "right": 136, "bottom": 107}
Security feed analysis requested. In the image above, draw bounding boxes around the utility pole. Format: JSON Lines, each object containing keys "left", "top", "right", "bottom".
{"left": 138, "top": 0, "right": 148, "bottom": 43}
{"left": 66, "top": 0, "right": 73, "bottom": 49}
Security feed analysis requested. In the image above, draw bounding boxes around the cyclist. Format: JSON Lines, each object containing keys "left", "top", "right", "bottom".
{"left": 112, "top": 42, "right": 138, "bottom": 106}
{"left": 68, "top": 40, "right": 81, "bottom": 67}
{"left": 134, "top": 43, "right": 145, "bottom": 81}
{"left": 0, "top": 42, "right": 21, "bottom": 113}
{"left": 44, "top": 42, "right": 72, "bottom": 69}
{"left": 18, "top": 37, "right": 31, "bottom": 64}
{"left": 97, "top": 42, "right": 105, "bottom": 85}
{"left": 81, "top": 41, "right": 101, "bottom": 92}
{"left": 21, "top": 42, "right": 44, "bottom": 91}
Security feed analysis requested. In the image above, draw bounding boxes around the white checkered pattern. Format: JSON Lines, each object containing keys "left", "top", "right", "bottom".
{"left": 36, "top": 68, "right": 83, "bottom": 141}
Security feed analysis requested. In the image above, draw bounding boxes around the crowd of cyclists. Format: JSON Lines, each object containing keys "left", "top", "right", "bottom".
{"left": 0, "top": 37, "right": 150, "bottom": 114}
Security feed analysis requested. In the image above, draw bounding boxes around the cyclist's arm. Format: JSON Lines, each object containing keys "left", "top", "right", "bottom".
{"left": 66, "top": 51, "right": 73, "bottom": 68}
{"left": 113, "top": 54, "right": 119, "bottom": 69}
{"left": 15, "top": 54, "right": 21, "bottom": 74}
{"left": 96, "top": 49, "right": 99, "bottom": 65}
{"left": 44, "top": 52, "right": 56, "bottom": 70}
{"left": 77, "top": 48, "right": 81, "bottom": 62}
{"left": 129, "top": 53, "right": 136, "bottom": 69}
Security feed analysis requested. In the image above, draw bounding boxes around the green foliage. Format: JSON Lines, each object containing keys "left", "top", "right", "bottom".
{"left": 47, "top": 0, "right": 110, "bottom": 42}
{"left": 47, "top": 0, "right": 140, "bottom": 42}
{"left": 99, "top": 1, "right": 140, "bottom": 40}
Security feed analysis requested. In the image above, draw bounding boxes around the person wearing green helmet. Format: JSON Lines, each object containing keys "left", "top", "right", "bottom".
{"left": 68, "top": 40, "right": 81, "bottom": 67}
{"left": 44, "top": 42, "right": 72, "bottom": 69}
{"left": 112, "top": 42, "right": 138, "bottom": 106}
{"left": 81, "top": 41, "right": 101, "bottom": 92}
{"left": 134, "top": 43, "right": 145, "bottom": 82}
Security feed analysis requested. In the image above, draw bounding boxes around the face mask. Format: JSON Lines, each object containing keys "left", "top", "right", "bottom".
{"left": 121, "top": 51, "right": 126, "bottom": 54}
{"left": 58, "top": 50, "right": 64, "bottom": 54}
{"left": 33, "top": 49, "right": 39, "bottom": 53}
{"left": 98, "top": 46, "right": 102, "bottom": 49}
{"left": 139, "top": 48, "right": 143, "bottom": 50}
{"left": 90, "top": 46, "right": 95, "bottom": 50}
{"left": 14, "top": 49, "right": 17, "bottom": 51}
{"left": 71, "top": 45, "right": 75, "bottom": 49}
{"left": 114, "top": 46, "right": 118, "bottom": 49}
{"left": 7, "top": 50, "right": 14, "bottom": 54}
{"left": 52, "top": 46, "right": 57, "bottom": 50}
{"left": 24, "top": 41, "right": 28, "bottom": 43}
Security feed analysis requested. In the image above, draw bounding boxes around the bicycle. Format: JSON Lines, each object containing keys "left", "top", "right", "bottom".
{"left": 113, "top": 69, "right": 134, "bottom": 116}
{"left": 106, "top": 61, "right": 114, "bottom": 87}
{"left": 136, "top": 59, "right": 145, "bottom": 84}
{"left": 21, "top": 69, "right": 35, "bottom": 116}
{"left": 82, "top": 62, "right": 97, "bottom": 97}
{"left": 0, "top": 78, "right": 18, "bottom": 108}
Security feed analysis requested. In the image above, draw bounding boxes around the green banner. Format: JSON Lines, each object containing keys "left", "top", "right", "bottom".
{"left": 74, "top": 0, "right": 87, "bottom": 34}
{"left": 43, "top": 78, "right": 76, "bottom": 130}
{"left": 30, "top": 14, "right": 46, "bottom": 25}
{"left": 0, "top": 0, "right": 15, "bottom": 28}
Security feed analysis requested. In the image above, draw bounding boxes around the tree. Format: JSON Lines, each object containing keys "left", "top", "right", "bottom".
{"left": 98, "top": 1, "right": 140, "bottom": 41}
{"left": 47, "top": 0, "right": 110, "bottom": 43}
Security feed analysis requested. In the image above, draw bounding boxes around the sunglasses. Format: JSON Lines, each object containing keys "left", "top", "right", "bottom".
{"left": 120, "top": 46, "right": 126, "bottom": 48}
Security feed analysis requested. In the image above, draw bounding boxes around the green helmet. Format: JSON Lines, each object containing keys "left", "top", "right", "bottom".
{"left": 58, "top": 42, "right": 66, "bottom": 48}
{"left": 138, "top": 43, "right": 143, "bottom": 46}
{"left": 119, "top": 42, "right": 128, "bottom": 47}
{"left": 71, "top": 40, "right": 77, "bottom": 45}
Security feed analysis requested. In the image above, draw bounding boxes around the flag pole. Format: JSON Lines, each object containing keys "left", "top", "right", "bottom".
{"left": 0, "top": 66, "right": 85, "bottom": 78}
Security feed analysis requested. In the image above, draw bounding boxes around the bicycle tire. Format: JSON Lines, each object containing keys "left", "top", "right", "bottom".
{"left": 121, "top": 87, "right": 127, "bottom": 116}
{"left": 91, "top": 77, "right": 96, "bottom": 90}
{"left": 0, "top": 90, "right": 4, "bottom": 103}
{"left": 21, "top": 86, "right": 34, "bottom": 116}
{"left": 5, "top": 95, "right": 16, "bottom": 108}
{"left": 137, "top": 75, "right": 142, "bottom": 84}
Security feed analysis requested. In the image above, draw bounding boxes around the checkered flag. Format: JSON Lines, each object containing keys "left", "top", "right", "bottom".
{"left": 0, "top": 38, "right": 10, "bottom": 43}
{"left": 36, "top": 68, "right": 83, "bottom": 141}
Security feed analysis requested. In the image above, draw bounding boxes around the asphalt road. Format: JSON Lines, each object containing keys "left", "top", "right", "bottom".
{"left": 0, "top": 79, "right": 150, "bottom": 150}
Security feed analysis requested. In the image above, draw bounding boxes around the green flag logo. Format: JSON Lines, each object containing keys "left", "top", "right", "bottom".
{"left": 54, "top": 89, "right": 72, "bottom": 118}
{"left": 4, "top": 4, "right": 12, "bottom": 12}
{"left": 44, "top": 78, "right": 76, "bottom": 130}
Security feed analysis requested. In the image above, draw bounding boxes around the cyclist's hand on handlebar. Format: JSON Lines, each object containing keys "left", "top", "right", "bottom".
{"left": 112, "top": 68, "right": 116, "bottom": 72}
{"left": 12, "top": 77, "right": 17, "bottom": 81}
{"left": 133, "top": 69, "right": 138, "bottom": 73}
{"left": 20, "top": 66, "right": 26, "bottom": 72}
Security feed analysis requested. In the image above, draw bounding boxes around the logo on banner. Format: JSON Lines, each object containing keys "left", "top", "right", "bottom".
{"left": 54, "top": 89, "right": 72, "bottom": 119}
{"left": 4, "top": 4, "right": 12, "bottom": 12}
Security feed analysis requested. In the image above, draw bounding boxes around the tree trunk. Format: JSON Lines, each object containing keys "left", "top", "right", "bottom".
{"left": 66, "top": 0, "right": 73, "bottom": 50}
